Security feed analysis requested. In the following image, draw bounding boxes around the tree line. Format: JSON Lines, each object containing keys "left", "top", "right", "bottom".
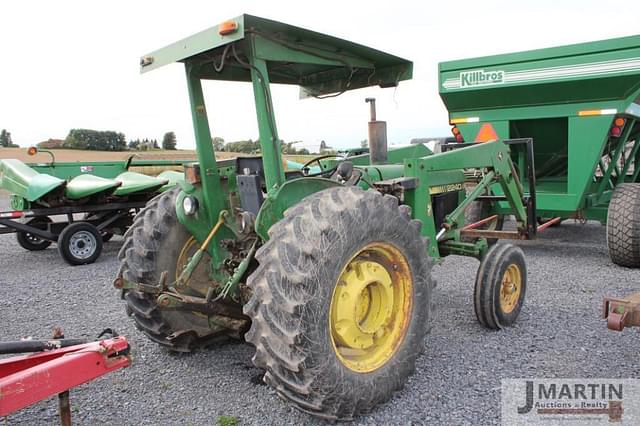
{"left": 31, "top": 129, "right": 179, "bottom": 151}
{"left": 4, "top": 126, "right": 338, "bottom": 154}
{"left": 215, "top": 137, "right": 335, "bottom": 155}
{"left": 0, "top": 129, "right": 18, "bottom": 147}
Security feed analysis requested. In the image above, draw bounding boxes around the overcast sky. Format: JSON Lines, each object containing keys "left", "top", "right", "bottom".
{"left": 1, "top": 1, "right": 639, "bottom": 150}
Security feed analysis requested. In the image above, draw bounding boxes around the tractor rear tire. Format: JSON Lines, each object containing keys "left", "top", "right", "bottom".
{"left": 607, "top": 184, "right": 640, "bottom": 268}
{"left": 16, "top": 217, "right": 53, "bottom": 251}
{"left": 474, "top": 243, "right": 526, "bottom": 329}
{"left": 117, "top": 188, "right": 223, "bottom": 352}
{"left": 243, "top": 187, "right": 433, "bottom": 420}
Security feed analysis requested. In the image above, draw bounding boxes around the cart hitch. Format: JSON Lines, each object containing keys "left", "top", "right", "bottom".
{"left": 603, "top": 293, "right": 640, "bottom": 331}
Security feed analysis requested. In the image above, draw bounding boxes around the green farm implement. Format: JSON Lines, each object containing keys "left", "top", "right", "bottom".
{"left": 115, "top": 15, "right": 534, "bottom": 419}
{"left": 0, "top": 148, "right": 189, "bottom": 264}
{"left": 439, "top": 35, "right": 640, "bottom": 267}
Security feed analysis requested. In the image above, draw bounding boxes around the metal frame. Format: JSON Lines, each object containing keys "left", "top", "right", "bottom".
{"left": 0, "top": 201, "right": 146, "bottom": 240}
{"left": 0, "top": 337, "right": 130, "bottom": 420}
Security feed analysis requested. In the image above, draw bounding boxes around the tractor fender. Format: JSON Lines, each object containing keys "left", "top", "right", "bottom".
{"left": 255, "top": 177, "right": 342, "bottom": 241}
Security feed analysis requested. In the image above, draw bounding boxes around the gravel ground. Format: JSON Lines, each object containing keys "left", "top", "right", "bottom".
{"left": 1, "top": 192, "right": 639, "bottom": 425}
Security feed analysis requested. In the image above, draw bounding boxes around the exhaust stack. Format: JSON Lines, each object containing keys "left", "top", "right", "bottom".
{"left": 365, "top": 98, "right": 387, "bottom": 164}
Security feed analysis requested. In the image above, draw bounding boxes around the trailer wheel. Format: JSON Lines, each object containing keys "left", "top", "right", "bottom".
{"left": 16, "top": 217, "right": 52, "bottom": 251}
{"left": 474, "top": 243, "right": 526, "bottom": 329}
{"left": 607, "top": 184, "right": 640, "bottom": 267}
{"left": 244, "top": 187, "right": 433, "bottom": 420}
{"left": 57, "top": 222, "right": 103, "bottom": 265}
{"left": 118, "top": 188, "right": 228, "bottom": 352}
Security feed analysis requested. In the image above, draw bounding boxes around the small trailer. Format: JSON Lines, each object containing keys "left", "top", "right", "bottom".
{"left": 439, "top": 35, "right": 640, "bottom": 267}
{"left": 0, "top": 148, "right": 189, "bottom": 265}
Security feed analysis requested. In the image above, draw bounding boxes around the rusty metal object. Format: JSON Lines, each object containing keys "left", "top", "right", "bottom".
{"left": 461, "top": 214, "right": 499, "bottom": 231}
{"left": 52, "top": 328, "right": 72, "bottom": 426}
{"left": 460, "top": 229, "right": 529, "bottom": 240}
{"left": 366, "top": 98, "right": 387, "bottom": 164}
{"left": 603, "top": 293, "right": 640, "bottom": 331}
{"left": 536, "top": 216, "right": 561, "bottom": 231}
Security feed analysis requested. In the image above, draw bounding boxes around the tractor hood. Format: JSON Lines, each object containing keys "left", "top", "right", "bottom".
{"left": 140, "top": 14, "right": 413, "bottom": 97}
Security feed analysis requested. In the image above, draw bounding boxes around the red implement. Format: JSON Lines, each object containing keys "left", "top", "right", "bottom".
{"left": 0, "top": 336, "right": 130, "bottom": 417}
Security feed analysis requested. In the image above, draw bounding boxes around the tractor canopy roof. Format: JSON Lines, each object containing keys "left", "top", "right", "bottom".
{"left": 140, "top": 14, "right": 412, "bottom": 97}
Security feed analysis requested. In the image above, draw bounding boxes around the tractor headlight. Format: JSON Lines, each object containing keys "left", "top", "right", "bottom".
{"left": 183, "top": 196, "right": 199, "bottom": 216}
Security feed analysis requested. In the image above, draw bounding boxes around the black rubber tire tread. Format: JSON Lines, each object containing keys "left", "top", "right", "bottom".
{"left": 57, "top": 222, "right": 103, "bottom": 265}
{"left": 607, "top": 184, "right": 640, "bottom": 268}
{"left": 463, "top": 199, "right": 504, "bottom": 245}
{"left": 117, "top": 188, "right": 218, "bottom": 352}
{"left": 474, "top": 243, "right": 527, "bottom": 330}
{"left": 16, "top": 217, "right": 53, "bottom": 251}
{"left": 243, "top": 186, "right": 434, "bottom": 420}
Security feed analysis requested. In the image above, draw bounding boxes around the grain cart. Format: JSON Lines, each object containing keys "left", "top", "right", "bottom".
{"left": 115, "top": 15, "right": 534, "bottom": 419}
{"left": 439, "top": 35, "right": 640, "bottom": 267}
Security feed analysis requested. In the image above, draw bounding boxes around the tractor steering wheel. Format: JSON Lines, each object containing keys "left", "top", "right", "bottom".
{"left": 301, "top": 154, "right": 343, "bottom": 177}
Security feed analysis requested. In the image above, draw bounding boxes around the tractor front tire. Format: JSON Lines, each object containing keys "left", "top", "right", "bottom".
{"left": 244, "top": 187, "right": 433, "bottom": 420}
{"left": 607, "top": 184, "right": 640, "bottom": 268}
{"left": 474, "top": 243, "right": 527, "bottom": 329}
{"left": 117, "top": 188, "right": 221, "bottom": 352}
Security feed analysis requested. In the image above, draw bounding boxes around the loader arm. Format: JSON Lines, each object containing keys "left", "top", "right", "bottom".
{"left": 405, "top": 139, "right": 535, "bottom": 259}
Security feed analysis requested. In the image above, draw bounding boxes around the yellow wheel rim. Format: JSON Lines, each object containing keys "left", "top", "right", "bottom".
{"left": 176, "top": 236, "right": 198, "bottom": 283}
{"left": 329, "top": 242, "right": 413, "bottom": 373}
{"left": 175, "top": 236, "right": 210, "bottom": 297}
{"left": 499, "top": 264, "right": 522, "bottom": 314}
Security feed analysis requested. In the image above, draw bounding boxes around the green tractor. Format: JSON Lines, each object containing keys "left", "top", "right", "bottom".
{"left": 115, "top": 15, "right": 534, "bottom": 419}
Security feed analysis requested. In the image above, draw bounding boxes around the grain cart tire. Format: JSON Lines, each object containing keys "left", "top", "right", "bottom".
{"left": 474, "top": 243, "right": 526, "bottom": 330}
{"left": 118, "top": 188, "right": 223, "bottom": 352}
{"left": 16, "top": 217, "right": 52, "bottom": 251}
{"left": 463, "top": 200, "right": 504, "bottom": 245}
{"left": 607, "top": 184, "right": 640, "bottom": 268}
{"left": 57, "top": 222, "right": 103, "bottom": 265}
{"left": 244, "top": 187, "right": 433, "bottom": 420}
